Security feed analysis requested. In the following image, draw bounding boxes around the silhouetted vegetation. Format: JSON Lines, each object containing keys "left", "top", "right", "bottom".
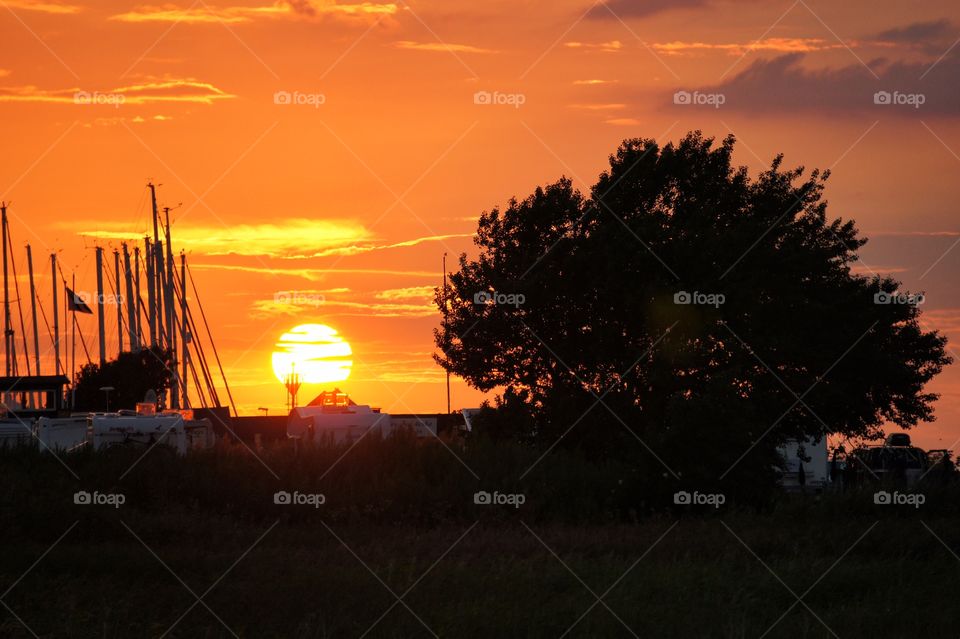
{"left": 437, "top": 132, "right": 951, "bottom": 493}
{"left": 1, "top": 439, "right": 960, "bottom": 637}
{"left": 72, "top": 348, "right": 173, "bottom": 411}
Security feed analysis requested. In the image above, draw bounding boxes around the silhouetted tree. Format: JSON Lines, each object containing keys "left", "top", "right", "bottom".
{"left": 73, "top": 348, "right": 172, "bottom": 411}
{"left": 436, "top": 131, "right": 950, "bottom": 497}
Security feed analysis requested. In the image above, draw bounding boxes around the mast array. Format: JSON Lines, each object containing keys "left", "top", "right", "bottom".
{"left": 0, "top": 184, "right": 233, "bottom": 414}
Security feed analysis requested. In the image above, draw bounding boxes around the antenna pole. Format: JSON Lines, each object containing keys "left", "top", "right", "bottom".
{"left": 95, "top": 246, "right": 106, "bottom": 366}
{"left": 26, "top": 244, "right": 40, "bottom": 375}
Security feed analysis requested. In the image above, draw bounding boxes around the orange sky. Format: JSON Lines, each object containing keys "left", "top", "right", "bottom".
{"left": 1, "top": 0, "right": 959, "bottom": 449}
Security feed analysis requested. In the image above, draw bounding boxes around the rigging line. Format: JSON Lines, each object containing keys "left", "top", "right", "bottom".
{"left": 172, "top": 263, "right": 218, "bottom": 407}
{"left": 188, "top": 355, "right": 208, "bottom": 408}
{"left": 74, "top": 311, "right": 92, "bottom": 366}
{"left": 8, "top": 231, "right": 31, "bottom": 376}
{"left": 181, "top": 270, "right": 221, "bottom": 409}
{"left": 187, "top": 262, "right": 236, "bottom": 416}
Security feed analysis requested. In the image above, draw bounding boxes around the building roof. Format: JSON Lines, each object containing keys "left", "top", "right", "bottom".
{"left": 0, "top": 375, "right": 70, "bottom": 392}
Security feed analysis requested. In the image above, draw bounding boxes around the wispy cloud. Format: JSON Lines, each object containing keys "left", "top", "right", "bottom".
{"left": 374, "top": 286, "right": 435, "bottom": 301}
{"left": 652, "top": 37, "right": 853, "bottom": 56}
{"left": 192, "top": 263, "right": 438, "bottom": 281}
{"left": 605, "top": 117, "right": 642, "bottom": 126}
{"left": 564, "top": 40, "right": 622, "bottom": 53}
{"left": 111, "top": 0, "right": 397, "bottom": 24}
{"left": 392, "top": 41, "right": 497, "bottom": 54}
{"left": 0, "top": 79, "right": 234, "bottom": 105}
{"left": 569, "top": 103, "right": 625, "bottom": 110}
{"left": 2, "top": 0, "right": 81, "bottom": 14}
{"left": 70, "top": 217, "right": 469, "bottom": 260}
{"left": 71, "top": 218, "right": 373, "bottom": 257}
{"left": 573, "top": 79, "right": 617, "bottom": 85}
{"left": 304, "top": 233, "right": 473, "bottom": 259}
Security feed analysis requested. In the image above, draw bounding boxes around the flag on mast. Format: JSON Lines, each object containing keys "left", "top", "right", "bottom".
{"left": 65, "top": 287, "right": 93, "bottom": 314}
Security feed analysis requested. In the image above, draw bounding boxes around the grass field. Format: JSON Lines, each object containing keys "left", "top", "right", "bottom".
{"left": 1, "top": 439, "right": 958, "bottom": 638}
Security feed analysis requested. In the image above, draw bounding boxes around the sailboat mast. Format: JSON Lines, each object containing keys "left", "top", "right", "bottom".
{"left": 2, "top": 203, "right": 9, "bottom": 377}
{"left": 180, "top": 252, "right": 188, "bottom": 409}
{"left": 134, "top": 246, "right": 142, "bottom": 345}
{"left": 26, "top": 244, "right": 40, "bottom": 375}
{"left": 51, "top": 254, "right": 59, "bottom": 376}
{"left": 114, "top": 249, "right": 123, "bottom": 354}
{"left": 123, "top": 244, "right": 138, "bottom": 352}
{"left": 145, "top": 238, "right": 156, "bottom": 347}
{"left": 164, "top": 206, "right": 178, "bottom": 408}
{"left": 95, "top": 246, "right": 106, "bottom": 366}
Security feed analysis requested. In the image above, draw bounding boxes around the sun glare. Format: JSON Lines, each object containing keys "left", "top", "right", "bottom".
{"left": 271, "top": 324, "right": 353, "bottom": 385}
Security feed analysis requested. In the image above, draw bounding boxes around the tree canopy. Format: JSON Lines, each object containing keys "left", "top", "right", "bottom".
{"left": 435, "top": 131, "right": 950, "bottom": 490}
{"left": 73, "top": 348, "right": 172, "bottom": 411}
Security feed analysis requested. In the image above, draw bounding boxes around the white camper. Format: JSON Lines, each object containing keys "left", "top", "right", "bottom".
{"left": 88, "top": 413, "right": 188, "bottom": 455}
{"left": 35, "top": 416, "right": 89, "bottom": 452}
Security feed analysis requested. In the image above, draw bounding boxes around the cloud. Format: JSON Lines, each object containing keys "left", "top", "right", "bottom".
{"left": 192, "top": 263, "right": 438, "bottom": 281}
{"left": 605, "top": 117, "right": 642, "bottom": 126}
{"left": 874, "top": 19, "right": 955, "bottom": 45}
{"left": 111, "top": 0, "right": 397, "bottom": 24}
{"left": 2, "top": 0, "right": 81, "bottom": 14}
{"left": 251, "top": 296, "right": 435, "bottom": 318}
{"left": 652, "top": 37, "right": 851, "bottom": 56}
{"left": 300, "top": 233, "right": 473, "bottom": 259}
{"left": 71, "top": 217, "right": 469, "bottom": 260}
{"left": 0, "top": 79, "right": 235, "bottom": 105}
{"left": 683, "top": 51, "right": 960, "bottom": 115}
{"left": 392, "top": 41, "right": 497, "bottom": 54}
{"left": 587, "top": 0, "right": 708, "bottom": 19}
{"left": 374, "top": 286, "right": 435, "bottom": 301}
{"left": 569, "top": 103, "right": 626, "bottom": 110}
{"left": 573, "top": 79, "right": 617, "bottom": 85}
{"left": 564, "top": 40, "right": 622, "bottom": 53}
{"left": 72, "top": 218, "right": 373, "bottom": 257}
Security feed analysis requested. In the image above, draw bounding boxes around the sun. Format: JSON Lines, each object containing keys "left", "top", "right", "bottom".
{"left": 272, "top": 324, "right": 353, "bottom": 385}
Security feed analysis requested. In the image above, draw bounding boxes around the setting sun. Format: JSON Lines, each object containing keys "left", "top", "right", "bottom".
{"left": 271, "top": 324, "right": 353, "bottom": 385}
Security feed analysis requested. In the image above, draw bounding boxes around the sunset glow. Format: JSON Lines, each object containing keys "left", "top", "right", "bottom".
{"left": 271, "top": 324, "right": 353, "bottom": 385}
{"left": 0, "top": 0, "right": 957, "bottom": 449}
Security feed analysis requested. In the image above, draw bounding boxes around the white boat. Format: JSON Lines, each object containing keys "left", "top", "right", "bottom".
{"left": 288, "top": 389, "right": 390, "bottom": 444}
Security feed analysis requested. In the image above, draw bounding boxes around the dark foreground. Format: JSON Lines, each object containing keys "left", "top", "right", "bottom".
{"left": 1, "top": 441, "right": 958, "bottom": 638}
